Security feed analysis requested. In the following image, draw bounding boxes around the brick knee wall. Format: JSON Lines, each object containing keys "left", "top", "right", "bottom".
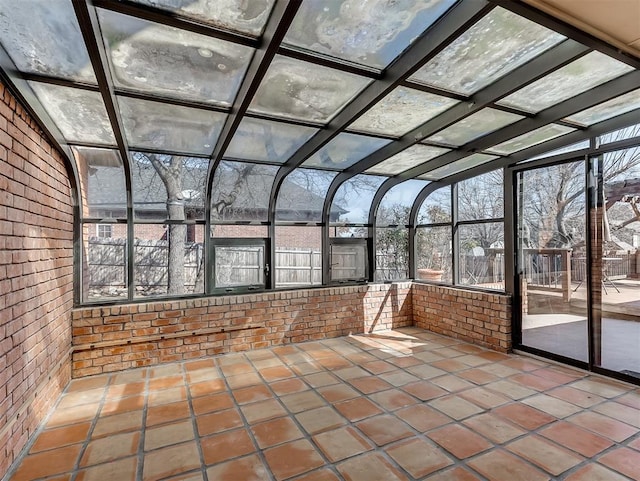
{"left": 71, "top": 283, "right": 413, "bottom": 377}
{"left": 70, "top": 281, "right": 514, "bottom": 378}
{"left": 0, "top": 81, "right": 74, "bottom": 478}
{"left": 412, "top": 283, "right": 512, "bottom": 352}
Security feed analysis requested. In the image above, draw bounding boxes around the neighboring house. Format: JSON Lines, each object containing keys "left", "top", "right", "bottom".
{"left": 83, "top": 159, "right": 346, "bottom": 248}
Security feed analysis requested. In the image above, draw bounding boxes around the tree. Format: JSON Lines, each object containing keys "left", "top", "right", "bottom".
{"left": 521, "top": 125, "right": 640, "bottom": 250}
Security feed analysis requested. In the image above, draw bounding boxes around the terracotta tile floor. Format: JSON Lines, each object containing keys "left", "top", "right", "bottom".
{"left": 8, "top": 328, "right": 640, "bottom": 481}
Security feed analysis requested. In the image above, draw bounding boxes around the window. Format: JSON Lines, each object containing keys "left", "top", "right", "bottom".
{"left": 96, "top": 224, "right": 112, "bottom": 238}
{"left": 329, "top": 239, "right": 368, "bottom": 283}
{"left": 457, "top": 171, "right": 505, "bottom": 289}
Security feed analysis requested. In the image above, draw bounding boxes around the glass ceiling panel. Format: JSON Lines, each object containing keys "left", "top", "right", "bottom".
{"left": 249, "top": 55, "right": 371, "bottom": 123}
{"left": 349, "top": 87, "right": 459, "bottom": 137}
{"left": 0, "top": 0, "right": 96, "bottom": 83}
{"left": 377, "top": 179, "right": 429, "bottom": 225}
{"left": 73, "top": 147, "right": 126, "bottom": 220}
{"left": 28, "top": 82, "right": 115, "bottom": 144}
{"left": 426, "top": 108, "right": 523, "bottom": 146}
{"left": 418, "top": 153, "right": 498, "bottom": 180}
{"left": 225, "top": 117, "right": 317, "bottom": 163}
{"left": 498, "top": 51, "right": 635, "bottom": 113}
{"left": 129, "top": 0, "right": 276, "bottom": 36}
{"left": 131, "top": 152, "right": 208, "bottom": 220}
{"left": 488, "top": 124, "right": 575, "bottom": 155}
{"left": 366, "top": 145, "right": 450, "bottom": 175}
{"left": 118, "top": 97, "right": 226, "bottom": 155}
{"left": 276, "top": 169, "right": 337, "bottom": 222}
{"left": 211, "top": 161, "right": 278, "bottom": 222}
{"left": 97, "top": 9, "right": 253, "bottom": 105}
{"left": 303, "top": 133, "right": 391, "bottom": 170}
{"left": 284, "top": 0, "right": 456, "bottom": 69}
{"left": 408, "top": 7, "right": 565, "bottom": 95}
{"left": 599, "top": 123, "right": 640, "bottom": 145}
{"left": 331, "top": 175, "right": 386, "bottom": 224}
{"left": 564, "top": 88, "right": 640, "bottom": 126}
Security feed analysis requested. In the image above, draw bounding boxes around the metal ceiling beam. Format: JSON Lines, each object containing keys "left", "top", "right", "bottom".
{"left": 201, "top": 0, "right": 302, "bottom": 292}
{"left": 206, "top": 0, "right": 302, "bottom": 181}
{"left": 342, "top": 39, "right": 589, "bottom": 178}
{"left": 278, "top": 45, "right": 381, "bottom": 79}
{"left": 73, "top": 0, "right": 136, "bottom": 299}
{"left": 400, "top": 69, "right": 640, "bottom": 180}
{"left": 491, "top": 0, "right": 640, "bottom": 69}
{"left": 276, "top": 1, "right": 493, "bottom": 178}
{"left": 401, "top": 80, "right": 467, "bottom": 101}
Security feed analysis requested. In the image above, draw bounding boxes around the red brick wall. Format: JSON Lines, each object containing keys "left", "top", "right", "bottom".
{"left": 0, "top": 82, "right": 74, "bottom": 478}
{"left": 413, "top": 283, "right": 511, "bottom": 352}
{"left": 71, "top": 282, "right": 413, "bottom": 377}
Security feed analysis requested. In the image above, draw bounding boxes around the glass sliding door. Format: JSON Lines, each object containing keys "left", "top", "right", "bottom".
{"left": 516, "top": 161, "right": 589, "bottom": 363}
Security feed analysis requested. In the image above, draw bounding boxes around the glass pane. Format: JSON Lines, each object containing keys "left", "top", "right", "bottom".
{"left": 377, "top": 179, "right": 429, "bottom": 225}
{"left": 330, "top": 243, "right": 367, "bottom": 281}
{"left": 332, "top": 175, "right": 386, "bottom": 224}
{"left": 489, "top": 124, "right": 575, "bottom": 155}
{"left": 284, "top": 0, "right": 455, "bottom": 69}
{"left": 499, "top": 52, "right": 635, "bottom": 113}
{"left": 28, "top": 82, "right": 115, "bottom": 144}
{"left": 211, "top": 161, "right": 278, "bottom": 222}
{"left": 82, "top": 223, "right": 127, "bottom": 302}
{"left": 133, "top": 223, "right": 202, "bottom": 298}
{"left": 134, "top": 224, "right": 167, "bottom": 297}
{"left": 599, "top": 123, "right": 640, "bottom": 145}
{"left": 596, "top": 150, "right": 640, "bottom": 373}
{"left": 275, "top": 226, "right": 322, "bottom": 287}
{"left": 276, "top": 169, "right": 337, "bottom": 222}
{"left": 366, "top": 145, "right": 449, "bottom": 175}
{"left": 118, "top": 97, "right": 226, "bottom": 154}
{"left": 0, "top": 0, "right": 96, "bottom": 82}
{"left": 408, "top": 7, "right": 565, "bottom": 95}
{"left": 458, "top": 170, "right": 504, "bottom": 221}
{"left": 349, "top": 87, "right": 458, "bottom": 136}
{"left": 129, "top": 0, "right": 276, "bottom": 36}
{"left": 131, "top": 152, "right": 208, "bottom": 220}
{"left": 226, "top": 117, "right": 317, "bottom": 163}
{"left": 564, "top": 88, "right": 640, "bottom": 126}
{"left": 524, "top": 140, "right": 590, "bottom": 162}
{"left": 417, "top": 186, "right": 451, "bottom": 224}
{"left": 459, "top": 222, "right": 505, "bottom": 289}
{"left": 303, "top": 133, "right": 391, "bottom": 170}
{"left": 416, "top": 226, "right": 452, "bottom": 283}
{"left": 214, "top": 245, "right": 265, "bottom": 289}
{"left": 249, "top": 55, "right": 370, "bottom": 122}
{"left": 73, "top": 147, "right": 126, "bottom": 220}
{"left": 98, "top": 9, "right": 253, "bottom": 105}
{"left": 518, "top": 162, "right": 587, "bottom": 361}
{"left": 375, "top": 227, "right": 408, "bottom": 280}
{"left": 426, "top": 108, "right": 522, "bottom": 146}
{"left": 418, "top": 153, "right": 499, "bottom": 181}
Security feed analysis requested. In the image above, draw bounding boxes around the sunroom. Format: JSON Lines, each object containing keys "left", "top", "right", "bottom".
{"left": 1, "top": 1, "right": 640, "bottom": 480}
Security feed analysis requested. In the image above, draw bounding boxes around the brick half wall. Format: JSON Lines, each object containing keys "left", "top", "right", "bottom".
{"left": 412, "top": 283, "right": 512, "bottom": 352}
{"left": 71, "top": 283, "right": 413, "bottom": 378}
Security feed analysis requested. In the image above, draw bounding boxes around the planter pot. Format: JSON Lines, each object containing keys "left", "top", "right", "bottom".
{"left": 417, "top": 268, "right": 444, "bottom": 282}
